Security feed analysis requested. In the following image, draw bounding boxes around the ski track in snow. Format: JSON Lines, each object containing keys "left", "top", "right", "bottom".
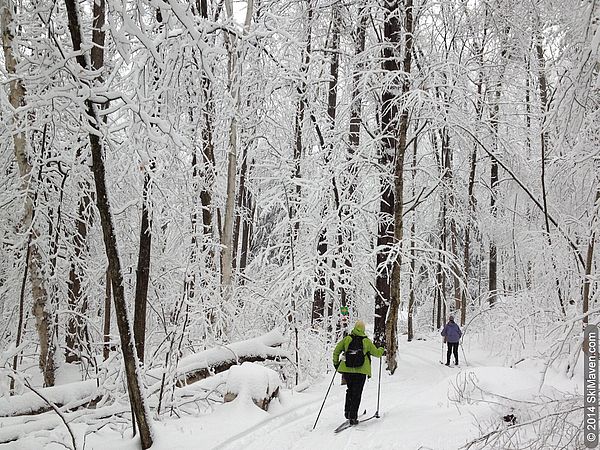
{"left": 17, "top": 335, "right": 579, "bottom": 450}
{"left": 212, "top": 338, "right": 491, "bottom": 450}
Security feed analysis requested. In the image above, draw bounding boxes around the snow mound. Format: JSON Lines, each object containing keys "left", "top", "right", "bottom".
{"left": 224, "top": 362, "right": 280, "bottom": 410}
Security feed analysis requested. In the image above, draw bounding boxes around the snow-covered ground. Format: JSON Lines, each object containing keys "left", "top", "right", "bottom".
{"left": 2, "top": 332, "right": 581, "bottom": 450}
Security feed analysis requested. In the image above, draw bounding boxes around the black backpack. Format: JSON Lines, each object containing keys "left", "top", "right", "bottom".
{"left": 345, "top": 335, "right": 365, "bottom": 367}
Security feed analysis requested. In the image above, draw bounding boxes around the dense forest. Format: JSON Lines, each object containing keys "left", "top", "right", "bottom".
{"left": 0, "top": 0, "right": 598, "bottom": 447}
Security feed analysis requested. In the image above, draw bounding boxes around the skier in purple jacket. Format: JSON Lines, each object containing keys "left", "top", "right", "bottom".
{"left": 441, "top": 315, "right": 462, "bottom": 366}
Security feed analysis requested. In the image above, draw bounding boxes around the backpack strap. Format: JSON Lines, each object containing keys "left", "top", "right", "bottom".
{"left": 345, "top": 334, "right": 364, "bottom": 353}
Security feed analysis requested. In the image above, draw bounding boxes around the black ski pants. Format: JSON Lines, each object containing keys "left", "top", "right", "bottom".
{"left": 446, "top": 342, "right": 459, "bottom": 365}
{"left": 343, "top": 372, "right": 367, "bottom": 420}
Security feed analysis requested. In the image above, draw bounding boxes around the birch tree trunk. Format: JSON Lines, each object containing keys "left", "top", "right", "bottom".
{"left": 221, "top": 0, "right": 238, "bottom": 292}
{"left": 221, "top": 0, "right": 253, "bottom": 294}
{"left": 1, "top": 0, "right": 55, "bottom": 387}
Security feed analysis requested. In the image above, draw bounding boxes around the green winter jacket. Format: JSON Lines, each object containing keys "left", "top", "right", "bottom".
{"left": 332, "top": 324, "right": 385, "bottom": 377}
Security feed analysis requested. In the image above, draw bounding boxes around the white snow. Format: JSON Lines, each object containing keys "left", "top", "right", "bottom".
{"left": 19, "top": 332, "right": 577, "bottom": 450}
{"left": 175, "top": 329, "right": 288, "bottom": 379}
{"left": 0, "top": 379, "right": 98, "bottom": 417}
{"left": 224, "top": 362, "right": 280, "bottom": 405}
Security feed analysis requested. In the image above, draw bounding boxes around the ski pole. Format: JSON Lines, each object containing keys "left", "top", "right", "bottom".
{"left": 441, "top": 339, "right": 444, "bottom": 363}
{"left": 313, "top": 368, "right": 338, "bottom": 430}
{"left": 375, "top": 356, "right": 382, "bottom": 418}
{"left": 460, "top": 341, "right": 468, "bottom": 366}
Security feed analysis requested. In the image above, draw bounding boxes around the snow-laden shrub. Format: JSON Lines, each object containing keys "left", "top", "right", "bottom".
{"left": 450, "top": 367, "right": 583, "bottom": 449}
{"left": 461, "top": 292, "right": 575, "bottom": 370}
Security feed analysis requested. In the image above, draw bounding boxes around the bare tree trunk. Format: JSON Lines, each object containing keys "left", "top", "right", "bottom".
{"left": 103, "top": 269, "right": 111, "bottom": 361}
{"left": 292, "top": 0, "right": 312, "bottom": 239}
{"left": 440, "top": 129, "right": 461, "bottom": 312}
{"left": 233, "top": 141, "right": 252, "bottom": 277}
{"left": 523, "top": 56, "right": 535, "bottom": 290}
{"left": 337, "top": 2, "right": 368, "bottom": 319}
{"left": 188, "top": 0, "right": 216, "bottom": 311}
{"left": 63, "top": 0, "right": 153, "bottom": 445}
{"left": 232, "top": 154, "right": 245, "bottom": 272}
{"left": 535, "top": 32, "right": 566, "bottom": 316}
{"left": 324, "top": 3, "right": 344, "bottom": 324}
{"left": 221, "top": 15, "right": 238, "bottom": 293}
{"left": 312, "top": 231, "right": 327, "bottom": 325}
{"left": 238, "top": 190, "right": 253, "bottom": 274}
{"left": 134, "top": 169, "right": 152, "bottom": 363}
{"left": 460, "top": 1, "right": 488, "bottom": 326}
{"left": 488, "top": 28, "right": 509, "bottom": 306}
{"left": 488, "top": 136, "right": 499, "bottom": 306}
{"left": 11, "top": 239, "right": 31, "bottom": 391}
{"left": 385, "top": 0, "right": 413, "bottom": 374}
{"left": 66, "top": 192, "right": 91, "bottom": 363}
{"left": 221, "top": 0, "right": 253, "bottom": 293}
{"left": 536, "top": 34, "right": 551, "bottom": 240}
{"left": 433, "top": 144, "right": 445, "bottom": 330}
{"left": 582, "top": 188, "right": 599, "bottom": 326}
{"left": 1, "top": 0, "right": 54, "bottom": 387}
{"left": 441, "top": 177, "right": 449, "bottom": 325}
{"left": 374, "top": 0, "right": 402, "bottom": 347}
{"left": 407, "top": 135, "right": 417, "bottom": 341}
{"left": 199, "top": 82, "right": 216, "bottom": 242}
{"left": 463, "top": 142, "right": 476, "bottom": 321}
{"left": 66, "top": 0, "right": 105, "bottom": 363}
{"left": 348, "top": 4, "right": 367, "bottom": 187}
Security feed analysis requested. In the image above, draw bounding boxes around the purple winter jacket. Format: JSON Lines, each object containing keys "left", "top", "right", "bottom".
{"left": 441, "top": 320, "right": 462, "bottom": 343}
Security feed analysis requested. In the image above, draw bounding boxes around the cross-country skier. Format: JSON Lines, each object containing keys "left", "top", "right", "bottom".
{"left": 441, "top": 315, "right": 462, "bottom": 365}
{"left": 332, "top": 320, "right": 385, "bottom": 425}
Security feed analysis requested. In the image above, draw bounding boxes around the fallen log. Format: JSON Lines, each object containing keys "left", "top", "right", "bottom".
{"left": 0, "top": 404, "right": 128, "bottom": 444}
{"left": 0, "top": 379, "right": 100, "bottom": 418}
{"left": 1, "top": 330, "right": 288, "bottom": 421}
{"left": 175, "top": 329, "right": 289, "bottom": 386}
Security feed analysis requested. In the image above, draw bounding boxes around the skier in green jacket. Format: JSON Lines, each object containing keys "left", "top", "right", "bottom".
{"left": 332, "top": 320, "right": 385, "bottom": 425}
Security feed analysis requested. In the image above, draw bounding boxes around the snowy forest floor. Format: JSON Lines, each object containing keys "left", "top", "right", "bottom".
{"left": 2, "top": 331, "right": 582, "bottom": 450}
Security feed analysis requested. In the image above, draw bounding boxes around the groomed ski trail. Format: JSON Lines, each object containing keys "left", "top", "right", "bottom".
{"left": 215, "top": 337, "right": 484, "bottom": 450}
